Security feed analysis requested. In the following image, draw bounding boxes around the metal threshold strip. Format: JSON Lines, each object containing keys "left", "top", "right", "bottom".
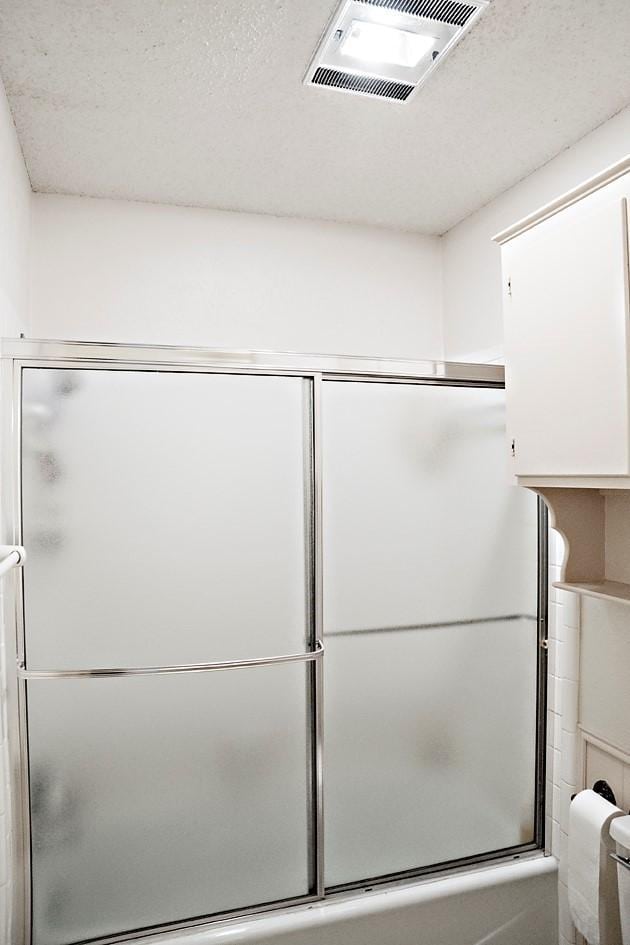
{"left": 18, "top": 639, "right": 324, "bottom": 679}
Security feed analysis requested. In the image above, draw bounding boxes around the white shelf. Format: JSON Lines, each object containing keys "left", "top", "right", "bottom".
{"left": 555, "top": 580, "right": 630, "bottom": 606}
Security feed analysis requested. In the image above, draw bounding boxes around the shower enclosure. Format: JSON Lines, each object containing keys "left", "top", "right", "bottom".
{"left": 1, "top": 341, "right": 547, "bottom": 945}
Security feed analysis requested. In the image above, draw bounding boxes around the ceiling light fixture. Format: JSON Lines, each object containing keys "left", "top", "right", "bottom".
{"left": 340, "top": 20, "right": 436, "bottom": 69}
{"left": 305, "top": 0, "right": 489, "bottom": 103}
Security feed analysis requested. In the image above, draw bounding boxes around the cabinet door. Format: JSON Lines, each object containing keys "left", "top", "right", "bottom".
{"left": 503, "top": 185, "right": 630, "bottom": 476}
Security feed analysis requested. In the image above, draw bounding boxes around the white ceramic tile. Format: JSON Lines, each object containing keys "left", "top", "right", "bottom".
{"left": 560, "top": 680, "right": 579, "bottom": 734}
{"left": 561, "top": 591, "right": 580, "bottom": 630}
{"left": 548, "top": 601, "right": 561, "bottom": 640}
{"left": 559, "top": 829, "right": 569, "bottom": 885}
{"left": 550, "top": 710, "right": 563, "bottom": 750}
{"left": 549, "top": 642, "right": 560, "bottom": 683}
{"left": 560, "top": 781, "right": 575, "bottom": 834}
{"left": 559, "top": 880, "right": 576, "bottom": 943}
{"left": 553, "top": 783, "right": 561, "bottom": 822}
{"left": 552, "top": 817, "right": 561, "bottom": 857}
{"left": 553, "top": 748, "right": 562, "bottom": 788}
{"left": 559, "top": 625, "right": 579, "bottom": 681}
{"left": 549, "top": 565, "right": 562, "bottom": 598}
{"left": 561, "top": 729, "right": 578, "bottom": 785}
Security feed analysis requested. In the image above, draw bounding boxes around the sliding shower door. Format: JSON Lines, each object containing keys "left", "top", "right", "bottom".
{"left": 21, "top": 368, "right": 316, "bottom": 945}
{"left": 13, "top": 350, "right": 544, "bottom": 945}
{"left": 322, "top": 381, "right": 540, "bottom": 887}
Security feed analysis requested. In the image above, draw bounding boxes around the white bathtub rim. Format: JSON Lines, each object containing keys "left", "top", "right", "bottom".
{"left": 120, "top": 852, "right": 557, "bottom": 945}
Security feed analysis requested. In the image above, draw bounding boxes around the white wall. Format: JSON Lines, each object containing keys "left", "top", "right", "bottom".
{"left": 442, "top": 104, "right": 630, "bottom": 361}
{"left": 0, "top": 79, "right": 30, "bottom": 337}
{"left": 29, "top": 194, "right": 444, "bottom": 359}
{"left": 0, "top": 74, "right": 30, "bottom": 945}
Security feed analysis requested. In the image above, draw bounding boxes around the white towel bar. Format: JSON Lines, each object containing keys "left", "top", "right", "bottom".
{"left": 0, "top": 544, "right": 26, "bottom": 577}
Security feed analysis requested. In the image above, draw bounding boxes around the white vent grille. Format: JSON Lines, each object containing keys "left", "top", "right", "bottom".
{"left": 305, "top": 0, "right": 487, "bottom": 103}
{"left": 358, "top": 0, "right": 477, "bottom": 27}
{"left": 312, "top": 66, "right": 414, "bottom": 100}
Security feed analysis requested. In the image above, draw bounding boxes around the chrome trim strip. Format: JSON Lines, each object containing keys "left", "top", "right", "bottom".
{"left": 312, "top": 373, "right": 325, "bottom": 898}
{"left": 19, "top": 641, "right": 324, "bottom": 680}
{"left": 325, "top": 614, "right": 536, "bottom": 638}
{"left": 325, "top": 842, "right": 543, "bottom": 895}
{"left": 1, "top": 338, "right": 505, "bottom": 384}
{"left": 303, "top": 375, "right": 319, "bottom": 899}
{"left": 536, "top": 498, "right": 550, "bottom": 854}
{"left": 2, "top": 354, "right": 31, "bottom": 944}
{"left": 65, "top": 892, "right": 322, "bottom": 945}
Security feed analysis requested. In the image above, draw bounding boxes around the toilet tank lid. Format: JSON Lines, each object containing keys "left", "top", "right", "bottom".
{"left": 611, "top": 815, "right": 630, "bottom": 849}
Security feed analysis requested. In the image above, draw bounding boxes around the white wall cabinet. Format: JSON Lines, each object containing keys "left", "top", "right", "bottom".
{"left": 494, "top": 156, "right": 630, "bottom": 605}
{"left": 502, "top": 189, "right": 630, "bottom": 477}
{"left": 496, "top": 163, "right": 630, "bottom": 480}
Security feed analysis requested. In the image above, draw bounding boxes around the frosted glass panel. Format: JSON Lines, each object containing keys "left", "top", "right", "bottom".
{"left": 28, "top": 664, "right": 309, "bottom": 945}
{"left": 21, "top": 369, "right": 310, "bottom": 670}
{"left": 323, "top": 382, "right": 537, "bottom": 632}
{"left": 324, "top": 620, "right": 537, "bottom": 884}
{"left": 322, "top": 381, "right": 539, "bottom": 885}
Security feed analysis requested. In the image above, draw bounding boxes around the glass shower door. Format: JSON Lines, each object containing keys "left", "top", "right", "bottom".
{"left": 21, "top": 367, "right": 316, "bottom": 945}
{"left": 322, "top": 380, "right": 540, "bottom": 887}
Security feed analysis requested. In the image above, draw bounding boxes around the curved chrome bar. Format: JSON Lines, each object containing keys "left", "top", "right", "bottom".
{"left": 18, "top": 639, "right": 324, "bottom": 679}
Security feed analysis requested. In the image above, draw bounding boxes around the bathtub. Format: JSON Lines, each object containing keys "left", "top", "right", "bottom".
{"left": 141, "top": 855, "right": 557, "bottom": 945}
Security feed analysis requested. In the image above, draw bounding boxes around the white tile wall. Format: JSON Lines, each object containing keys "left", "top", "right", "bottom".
{"left": 548, "top": 527, "right": 581, "bottom": 945}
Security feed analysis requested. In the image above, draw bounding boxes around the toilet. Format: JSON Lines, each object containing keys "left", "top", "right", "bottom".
{"left": 611, "top": 815, "right": 630, "bottom": 945}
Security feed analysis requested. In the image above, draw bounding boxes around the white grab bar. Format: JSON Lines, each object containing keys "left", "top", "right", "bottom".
{"left": 0, "top": 545, "right": 26, "bottom": 577}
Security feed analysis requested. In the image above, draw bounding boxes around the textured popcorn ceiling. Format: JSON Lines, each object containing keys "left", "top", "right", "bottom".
{"left": 1, "top": 0, "right": 630, "bottom": 234}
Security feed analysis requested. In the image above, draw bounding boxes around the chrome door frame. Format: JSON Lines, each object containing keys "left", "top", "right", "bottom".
{"left": 0, "top": 338, "right": 544, "bottom": 945}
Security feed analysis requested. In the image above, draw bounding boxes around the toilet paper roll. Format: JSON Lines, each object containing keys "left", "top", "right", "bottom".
{"left": 569, "top": 789, "right": 625, "bottom": 945}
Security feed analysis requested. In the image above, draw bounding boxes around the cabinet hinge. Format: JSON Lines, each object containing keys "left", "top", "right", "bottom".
{"left": 507, "top": 277, "right": 512, "bottom": 297}
{"left": 511, "top": 439, "right": 516, "bottom": 457}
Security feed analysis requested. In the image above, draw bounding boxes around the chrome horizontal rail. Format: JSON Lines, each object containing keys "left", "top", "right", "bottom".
{"left": 0, "top": 338, "right": 505, "bottom": 385}
{"left": 18, "top": 640, "right": 324, "bottom": 679}
{"left": 325, "top": 614, "right": 537, "bottom": 638}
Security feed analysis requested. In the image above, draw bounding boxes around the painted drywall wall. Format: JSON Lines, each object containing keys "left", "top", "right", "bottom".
{"left": 0, "top": 73, "right": 30, "bottom": 945}
{"left": 0, "top": 77, "right": 29, "bottom": 336}
{"left": 28, "top": 194, "right": 444, "bottom": 359}
{"left": 442, "top": 104, "right": 630, "bottom": 361}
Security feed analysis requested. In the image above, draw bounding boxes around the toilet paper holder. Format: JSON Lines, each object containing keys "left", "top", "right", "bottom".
{"left": 610, "top": 852, "right": 630, "bottom": 872}
{"left": 571, "top": 779, "right": 617, "bottom": 805}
